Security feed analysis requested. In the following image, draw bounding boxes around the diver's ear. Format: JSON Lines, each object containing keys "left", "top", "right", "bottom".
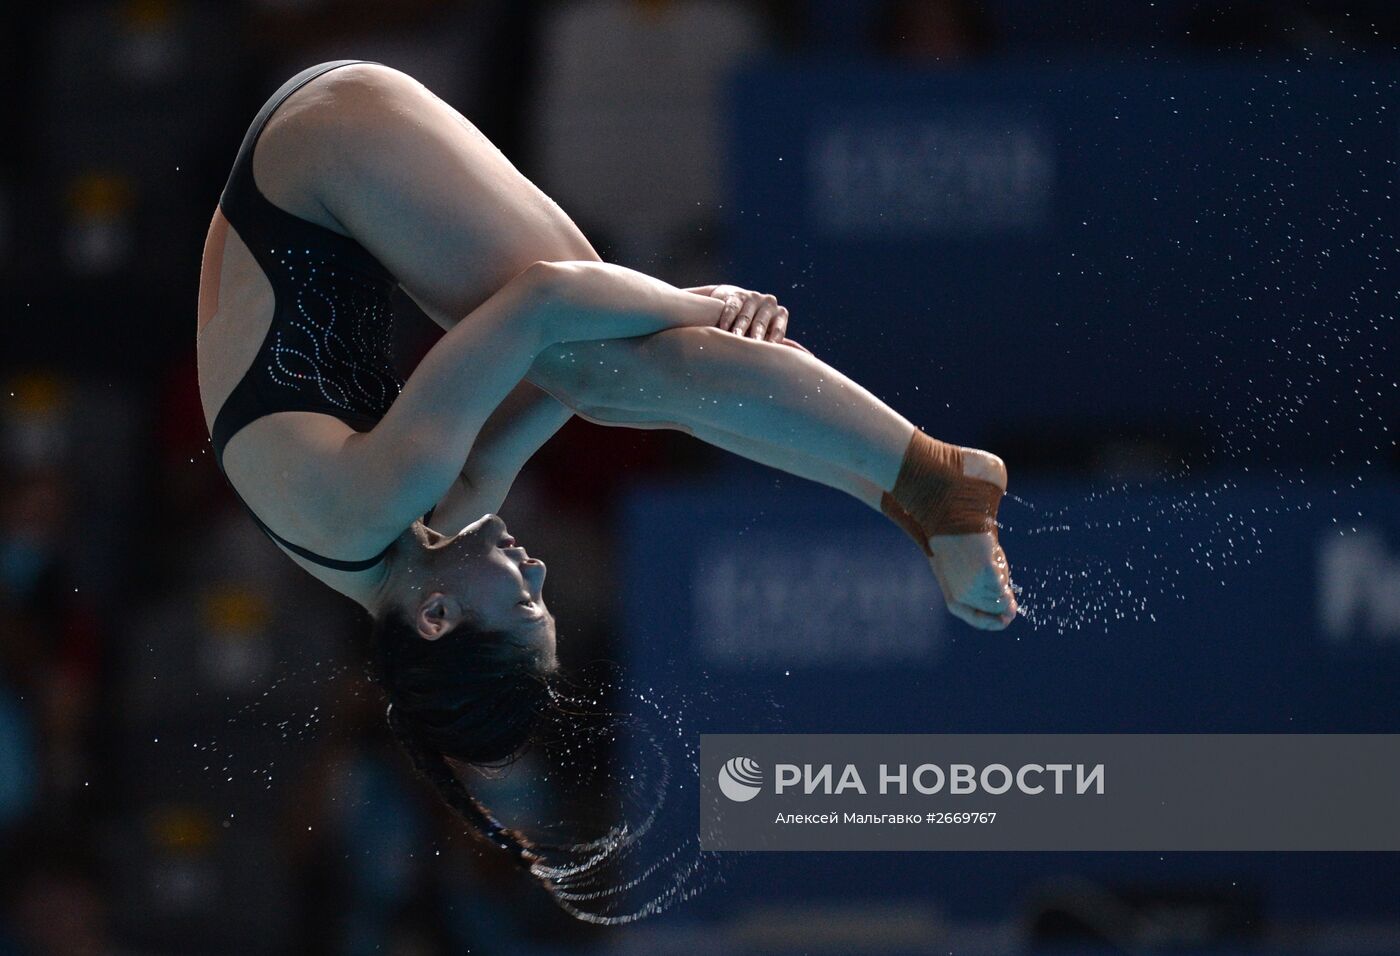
{"left": 413, "top": 591, "right": 461, "bottom": 641}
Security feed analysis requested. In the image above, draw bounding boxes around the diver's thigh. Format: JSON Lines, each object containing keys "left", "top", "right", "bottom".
{"left": 269, "top": 63, "right": 598, "bottom": 326}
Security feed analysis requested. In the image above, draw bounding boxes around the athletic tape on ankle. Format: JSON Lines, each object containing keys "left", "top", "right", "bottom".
{"left": 880, "top": 430, "right": 1001, "bottom": 553}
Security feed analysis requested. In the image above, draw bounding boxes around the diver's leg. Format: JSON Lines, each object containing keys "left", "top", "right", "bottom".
{"left": 532, "top": 328, "right": 913, "bottom": 494}
{"left": 568, "top": 404, "right": 886, "bottom": 509}
{"left": 530, "top": 327, "right": 1017, "bottom": 629}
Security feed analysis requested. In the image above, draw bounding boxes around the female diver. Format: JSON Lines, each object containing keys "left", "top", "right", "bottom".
{"left": 196, "top": 61, "right": 1017, "bottom": 883}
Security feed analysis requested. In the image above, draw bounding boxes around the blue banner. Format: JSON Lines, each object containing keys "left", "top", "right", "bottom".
{"left": 619, "top": 474, "right": 1400, "bottom": 921}
{"left": 723, "top": 64, "right": 1399, "bottom": 461}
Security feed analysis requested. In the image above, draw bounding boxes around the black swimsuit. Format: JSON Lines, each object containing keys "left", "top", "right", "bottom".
{"left": 210, "top": 60, "right": 404, "bottom": 572}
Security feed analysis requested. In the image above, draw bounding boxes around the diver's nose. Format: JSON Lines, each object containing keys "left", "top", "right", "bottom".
{"left": 510, "top": 551, "right": 543, "bottom": 575}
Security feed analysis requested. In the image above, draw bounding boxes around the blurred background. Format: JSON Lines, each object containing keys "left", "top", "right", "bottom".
{"left": 1, "top": 0, "right": 1398, "bottom": 953}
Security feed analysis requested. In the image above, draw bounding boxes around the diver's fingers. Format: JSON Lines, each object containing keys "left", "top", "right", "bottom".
{"left": 716, "top": 293, "right": 743, "bottom": 331}
{"left": 764, "top": 305, "right": 789, "bottom": 341}
{"left": 747, "top": 299, "right": 782, "bottom": 340}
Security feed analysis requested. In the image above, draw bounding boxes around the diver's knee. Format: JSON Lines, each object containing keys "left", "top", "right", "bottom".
{"left": 529, "top": 340, "right": 637, "bottom": 409}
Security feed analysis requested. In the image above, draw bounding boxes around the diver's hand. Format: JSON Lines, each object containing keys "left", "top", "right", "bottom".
{"left": 686, "top": 285, "right": 790, "bottom": 342}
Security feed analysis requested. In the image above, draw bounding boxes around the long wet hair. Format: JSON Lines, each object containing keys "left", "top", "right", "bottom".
{"left": 368, "top": 602, "right": 719, "bottom": 925}
{"left": 368, "top": 603, "right": 560, "bottom": 870}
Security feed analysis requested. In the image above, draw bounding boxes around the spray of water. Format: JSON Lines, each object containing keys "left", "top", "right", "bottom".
{"left": 997, "top": 61, "right": 1395, "bottom": 634}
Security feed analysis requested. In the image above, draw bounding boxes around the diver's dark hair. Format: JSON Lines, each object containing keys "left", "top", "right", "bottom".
{"left": 369, "top": 605, "right": 558, "bottom": 870}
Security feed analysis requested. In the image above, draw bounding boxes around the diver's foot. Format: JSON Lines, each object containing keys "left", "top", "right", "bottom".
{"left": 926, "top": 447, "right": 1018, "bottom": 631}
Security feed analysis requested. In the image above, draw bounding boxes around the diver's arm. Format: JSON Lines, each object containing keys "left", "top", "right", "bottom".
{"left": 291, "top": 68, "right": 736, "bottom": 540}
{"left": 429, "top": 287, "right": 818, "bottom": 531}
{"left": 341, "top": 258, "right": 735, "bottom": 541}
{"left": 427, "top": 380, "right": 575, "bottom": 529}
{"left": 425, "top": 474, "right": 494, "bottom": 532}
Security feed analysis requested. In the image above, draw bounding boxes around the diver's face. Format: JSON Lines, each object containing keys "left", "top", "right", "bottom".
{"left": 413, "top": 513, "right": 554, "bottom": 659}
